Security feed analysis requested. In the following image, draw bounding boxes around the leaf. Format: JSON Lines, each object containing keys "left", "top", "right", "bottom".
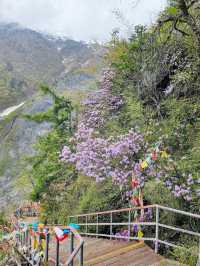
{"left": 167, "top": 6, "right": 178, "bottom": 15}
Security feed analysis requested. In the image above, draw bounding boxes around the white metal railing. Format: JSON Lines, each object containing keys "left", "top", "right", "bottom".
{"left": 48, "top": 226, "right": 84, "bottom": 266}
{"left": 69, "top": 204, "right": 200, "bottom": 262}
{"left": 15, "top": 225, "right": 84, "bottom": 266}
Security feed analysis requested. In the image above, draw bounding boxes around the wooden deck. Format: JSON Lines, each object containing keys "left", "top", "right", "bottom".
{"left": 48, "top": 237, "right": 170, "bottom": 266}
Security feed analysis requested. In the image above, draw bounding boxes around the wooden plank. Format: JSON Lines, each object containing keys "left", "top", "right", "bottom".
{"left": 85, "top": 241, "right": 145, "bottom": 265}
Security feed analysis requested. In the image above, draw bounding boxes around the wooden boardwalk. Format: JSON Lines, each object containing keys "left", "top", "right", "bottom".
{"left": 48, "top": 237, "right": 169, "bottom": 266}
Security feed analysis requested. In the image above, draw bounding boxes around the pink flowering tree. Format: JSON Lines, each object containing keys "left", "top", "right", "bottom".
{"left": 60, "top": 69, "right": 145, "bottom": 197}
{"left": 61, "top": 123, "right": 144, "bottom": 190}
{"left": 60, "top": 69, "right": 199, "bottom": 204}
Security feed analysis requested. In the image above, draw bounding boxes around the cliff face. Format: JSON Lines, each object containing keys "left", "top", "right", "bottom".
{"left": 0, "top": 23, "right": 104, "bottom": 210}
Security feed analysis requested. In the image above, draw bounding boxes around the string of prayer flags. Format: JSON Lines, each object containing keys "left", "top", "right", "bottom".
{"left": 36, "top": 230, "right": 46, "bottom": 239}
{"left": 161, "top": 150, "right": 168, "bottom": 158}
{"left": 131, "top": 178, "right": 139, "bottom": 189}
{"left": 15, "top": 231, "right": 20, "bottom": 238}
{"left": 19, "top": 222, "right": 25, "bottom": 229}
{"left": 137, "top": 230, "right": 144, "bottom": 239}
{"left": 140, "top": 140, "right": 169, "bottom": 172}
{"left": 152, "top": 151, "right": 157, "bottom": 161}
{"left": 28, "top": 223, "right": 32, "bottom": 229}
{"left": 146, "top": 155, "right": 152, "bottom": 164}
{"left": 33, "top": 236, "right": 38, "bottom": 249}
{"left": 32, "top": 222, "right": 39, "bottom": 232}
{"left": 131, "top": 196, "right": 140, "bottom": 206}
{"left": 38, "top": 223, "right": 44, "bottom": 229}
{"left": 54, "top": 227, "right": 69, "bottom": 241}
{"left": 141, "top": 160, "right": 148, "bottom": 169}
{"left": 68, "top": 223, "right": 80, "bottom": 230}
{"left": 154, "top": 141, "right": 162, "bottom": 151}
{"left": 41, "top": 239, "right": 46, "bottom": 250}
{"left": 131, "top": 175, "right": 140, "bottom": 206}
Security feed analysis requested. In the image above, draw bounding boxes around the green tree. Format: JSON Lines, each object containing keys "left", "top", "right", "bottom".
{"left": 24, "top": 85, "right": 75, "bottom": 212}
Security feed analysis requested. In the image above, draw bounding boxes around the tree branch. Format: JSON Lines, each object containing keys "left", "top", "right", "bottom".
{"left": 178, "top": 0, "right": 200, "bottom": 43}
{"left": 174, "top": 18, "right": 190, "bottom": 36}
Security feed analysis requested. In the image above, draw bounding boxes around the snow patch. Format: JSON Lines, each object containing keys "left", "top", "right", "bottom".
{"left": 0, "top": 102, "right": 25, "bottom": 118}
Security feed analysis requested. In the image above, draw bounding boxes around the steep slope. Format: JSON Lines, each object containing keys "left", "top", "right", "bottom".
{"left": 0, "top": 23, "right": 103, "bottom": 111}
{"left": 0, "top": 23, "right": 104, "bottom": 210}
{"left": 0, "top": 23, "right": 63, "bottom": 111}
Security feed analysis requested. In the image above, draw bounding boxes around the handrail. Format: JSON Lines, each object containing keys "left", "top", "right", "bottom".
{"left": 64, "top": 226, "right": 84, "bottom": 266}
{"left": 14, "top": 224, "right": 84, "bottom": 266}
{"left": 69, "top": 204, "right": 200, "bottom": 261}
{"left": 12, "top": 204, "right": 200, "bottom": 264}
{"left": 70, "top": 204, "right": 155, "bottom": 217}
{"left": 156, "top": 204, "right": 200, "bottom": 219}
{"left": 46, "top": 226, "right": 84, "bottom": 266}
{"left": 69, "top": 204, "right": 200, "bottom": 219}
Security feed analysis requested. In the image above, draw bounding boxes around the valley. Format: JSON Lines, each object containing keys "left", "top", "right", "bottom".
{"left": 0, "top": 23, "right": 104, "bottom": 210}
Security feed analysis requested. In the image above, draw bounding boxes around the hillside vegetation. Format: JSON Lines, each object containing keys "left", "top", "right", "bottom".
{"left": 16, "top": 0, "right": 200, "bottom": 264}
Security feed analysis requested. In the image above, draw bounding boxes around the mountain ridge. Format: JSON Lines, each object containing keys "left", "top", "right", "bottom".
{"left": 0, "top": 23, "right": 104, "bottom": 210}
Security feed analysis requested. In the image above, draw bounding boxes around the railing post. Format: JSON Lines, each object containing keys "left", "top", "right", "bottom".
{"left": 26, "top": 229, "right": 29, "bottom": 246}
{"left": 29, "top": 232, "right": 32, "bottom": 260}
{"left": 56, "top": 238, "right": 60, "bottom": 266}
{"left": 86, "top": 216, "right": 88, "bottom": 234}
{"left": 96, "top": 214, "right": 98, "bottom": 238}
{"left": 45, "top": 231, "right": 49, "bottom": 262}
{"left": 155, "top": 205, "right": 159, "bottom": 253}
{"left": 20, "top": 233, "right": 22, "bottom": 246}
{"left": 128, "top": 210, "right": 131, "bottom": 241}
{"left": 79, "top": 243, "right": 84, "bottom": 266}
{"left": 110, "top": 212, "right": 113, "bottom": 239}
{"left": 24, "top": 230, "right": 27, "bottom": 246}
{"left": 18, "top": 233, "right": 20, "bottom": 247}
{"left": 69, "top": 232, "right": 74, "bottom": 266}
{"left": 23, "top": 231, "right": 25, "bottom": 247}
{"left": 24, "top": 231, "right": 26, "bottom": 246}
{"left": 198, "top": 237, "right": 200, "bottom": 266}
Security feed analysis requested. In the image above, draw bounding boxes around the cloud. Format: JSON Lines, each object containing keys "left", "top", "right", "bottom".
{"left": 0, "top": 0, "right": 167, "bottom": 41}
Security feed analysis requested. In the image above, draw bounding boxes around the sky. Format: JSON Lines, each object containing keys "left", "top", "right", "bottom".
{"left": 0, "top": 0, "right": 167, "bottom": 42}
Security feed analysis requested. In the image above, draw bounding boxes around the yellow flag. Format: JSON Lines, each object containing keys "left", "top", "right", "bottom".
{"left": 33, "top": 238, "right": 38, "bottom": 249}
{"left": 137, "top": 230, "right": 144, "bottom": 239}
{"left": 141, "top": 160, "right": 148, "bottom": 169}
{"left": 161, "top": 151, "right": 168, "bottom": 158}
{"left": 41, "top": 239, "right": 46, "bottom": 250}
{"left": 38, "top": 223, "right": 44, "bottom": 229}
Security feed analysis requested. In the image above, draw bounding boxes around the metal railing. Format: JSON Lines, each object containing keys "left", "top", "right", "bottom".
{"left": 15, "top": 225, "right": 84, "bottom": 266}
{"left": 49, "top": 226, "right": 84, "bottom": 266}
{"left": 65, "top": 226, "right": 84, "bottom": 266}
{"left": 69, "top": 204, "right": 200, "bottom": 261}
{"left": 15, "top": 228, "right": 48, "bottom": 265}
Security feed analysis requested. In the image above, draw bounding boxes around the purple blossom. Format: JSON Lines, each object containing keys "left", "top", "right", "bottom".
{"left": 196, "top": 190, "right": 200, "bottom": 197}
{"left": 60, "top": 68, "right": 198, "bottom": 203}
{"left": 187, "top": 174, "right": 194, "bottom": 185}
{"left": 184, "top": 195, "right": 192, "bottom": 201}
{"left": 165, "top": 180, "right": 172, "bottom": 188}
{"left": 60, "top": 86, "right": 144, "bottom": 188}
